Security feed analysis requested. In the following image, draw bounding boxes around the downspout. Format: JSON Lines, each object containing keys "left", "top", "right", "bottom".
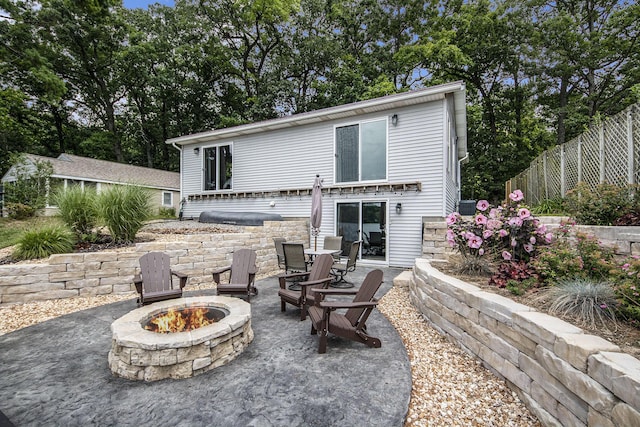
{"left": 457, "top": 152, "right": 468, "bottom": 207}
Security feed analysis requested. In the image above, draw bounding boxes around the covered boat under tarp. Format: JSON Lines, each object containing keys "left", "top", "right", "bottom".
{"left": 199, "top": 211, "right": 283, "bottom": 226}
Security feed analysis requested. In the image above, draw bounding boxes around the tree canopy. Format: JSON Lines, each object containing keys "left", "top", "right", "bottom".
{"left": 1, "top": 0, "right": 638, "bottom": 201}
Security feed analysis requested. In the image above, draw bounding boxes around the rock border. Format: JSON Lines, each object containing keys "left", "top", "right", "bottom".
{"left": 409, "top": 258, "right": 640, "bottom": 426}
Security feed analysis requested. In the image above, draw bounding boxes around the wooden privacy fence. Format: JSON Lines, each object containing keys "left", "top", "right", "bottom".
{"left": 506, "top": 103, "right": 640, "bottom": 205}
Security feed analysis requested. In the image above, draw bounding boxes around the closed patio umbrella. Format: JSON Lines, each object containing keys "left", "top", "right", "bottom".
{"left": 311, "top": 174, "right": 323, "bottom": 251}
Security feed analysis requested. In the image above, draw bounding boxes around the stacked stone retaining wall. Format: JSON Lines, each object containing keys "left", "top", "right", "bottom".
{"left": 0, "top": 220, "right": 308, "bottom": 306}
{"left": 422, "top": 216, "right": 640, "bottom": 260}
{"left": 409, "top": 258, "right": 640, "bottom": 426}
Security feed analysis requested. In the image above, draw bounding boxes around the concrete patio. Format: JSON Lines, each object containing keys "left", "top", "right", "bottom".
{"left": 0, "top": 266, "right": 411, "bottom": 426}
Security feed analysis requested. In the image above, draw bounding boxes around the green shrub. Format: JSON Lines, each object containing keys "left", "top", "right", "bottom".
{"left": 544, "top": 278, "right": 618, "bottom": 330}
{"left": 6, "top": 202, "right": 38, "bottom": 220}
{"left": 96, "top": 185, "right": 152, "bottom": 243}
{"left": 54, "top": 186, "right": 98, "bottom": 240}
{"left": 531, "top": 197, "right": 566, "bottom": 215}
{"left": 505, "top": 278, "right": 537, "bottom": 296}
{"left": 574, "top": 232, "right": 617, "bottom": 280}
{"left": 4, "top": 154, "right": 53, "bottom": 217}
{"left": 612, "top": 258, "right": 640, "bottom": 323}
{"left": 157, "top": 207, "right": 176, "bottom": 219}
{"left": 12, "top": 225, "right": 75, "bottom": 260}
{"left": 532, "top": 225, "right": 617, "bottom": 285}
{"left": 564, "top": 182, "right": 634, "bottom": 225}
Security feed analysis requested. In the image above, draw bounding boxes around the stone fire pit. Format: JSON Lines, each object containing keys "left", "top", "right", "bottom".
{"left": 108, "top": 296, "right": 252, "bottom": 382}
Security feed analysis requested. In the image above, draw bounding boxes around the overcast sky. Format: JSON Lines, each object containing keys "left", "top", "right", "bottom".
{"left": 123, "top": 0, "right": 174, "bottom": 9}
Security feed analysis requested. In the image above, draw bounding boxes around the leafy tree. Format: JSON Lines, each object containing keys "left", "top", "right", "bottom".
{"left": 411, "top": 0, "right": 553, "bottom": 200}
{"left": 529, "top": 0, "right": 640, "bottom": 144}
{"left": 1, "top": 0, "right": 638, "bottom": 198}
{"left": 196, "top": 0, "right": 301, "bottom": 121}
{"left": 3, "top": 154, "right": 53, "bottom": 218}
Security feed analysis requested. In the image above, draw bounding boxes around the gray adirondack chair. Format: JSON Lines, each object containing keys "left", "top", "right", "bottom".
{"left": 212, "top": 248, "right": 259, "bottom": 301}
{"left": 134, "top": 252, "right": 188, "bottom": 306}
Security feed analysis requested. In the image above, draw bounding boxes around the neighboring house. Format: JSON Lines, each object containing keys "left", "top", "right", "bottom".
{"left": 167, "top": 81, "right": 468, "bottom": 267}
{"left": 1, "top": 153, "right": 180, "bottom": 216}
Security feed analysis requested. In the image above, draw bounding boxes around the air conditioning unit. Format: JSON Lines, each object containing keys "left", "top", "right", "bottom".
{"left": 458, "top": 200, "right": 476, "bottom": 216}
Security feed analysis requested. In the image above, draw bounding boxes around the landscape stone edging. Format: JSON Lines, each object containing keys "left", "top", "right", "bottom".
{"left": 408, "top": 258, "right": 640, "bottom": 426}
{"left": 0, "top": 220, "right": 309, "bottom": 306}
{"left": 422, "top": 217, "right": 640, "bottom": 261}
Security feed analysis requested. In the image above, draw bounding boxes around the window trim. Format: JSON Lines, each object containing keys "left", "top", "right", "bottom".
{"left": 201, "top": 142, "right": 233, "bottom": 192}
{"left": 333, "top": 117, "right": 388, "bottom": 185}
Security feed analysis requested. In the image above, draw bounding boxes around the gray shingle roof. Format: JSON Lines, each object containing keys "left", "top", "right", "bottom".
{"left": 11, "top": 154, "right": 179, "bottom": 190}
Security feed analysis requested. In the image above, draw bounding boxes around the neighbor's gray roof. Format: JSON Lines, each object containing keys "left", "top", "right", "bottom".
{"left": 3, "top": 154, "right": 179, "bottom": 190}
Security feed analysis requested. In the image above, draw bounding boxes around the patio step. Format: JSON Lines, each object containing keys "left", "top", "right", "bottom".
{"left": 393, "top": 270, "right": 412, "bottom": 289}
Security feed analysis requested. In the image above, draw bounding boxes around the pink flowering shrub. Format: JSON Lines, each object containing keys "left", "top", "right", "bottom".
{"left": 449, "top": 193, "right": 640, "bottom": 324}
{"left": 447, "top": 189, "right": 550, "bottom": 263}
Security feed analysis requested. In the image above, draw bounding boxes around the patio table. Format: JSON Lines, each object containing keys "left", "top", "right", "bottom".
{"left": 304, "top": 248, "right": 341, "bottom": 260}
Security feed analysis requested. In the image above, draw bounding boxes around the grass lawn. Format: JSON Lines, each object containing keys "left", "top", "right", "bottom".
{"left": 0, "top": 217, "right": 63, "bottom": 249}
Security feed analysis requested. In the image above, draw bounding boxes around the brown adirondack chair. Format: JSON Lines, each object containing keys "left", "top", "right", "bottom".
{"left": 309, "top": 269, "right": 384, "bottom": 353}
{"left": 134, "top": 252, "right": 188, "bottom": 306}
{"left": 212, "top": 248, "right": 259, "bottom": 301}
{"left": 278, "top": 253, "right": 334, "bottom": 321}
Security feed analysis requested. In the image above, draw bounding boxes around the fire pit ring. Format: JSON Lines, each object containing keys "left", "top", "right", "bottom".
{"left": 108, "top": 296, "right": 252, "bottom": 382}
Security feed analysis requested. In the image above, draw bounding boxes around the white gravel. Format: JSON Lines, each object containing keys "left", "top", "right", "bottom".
{"left": 378, "top": 286, "right": 540, "bottom": 426}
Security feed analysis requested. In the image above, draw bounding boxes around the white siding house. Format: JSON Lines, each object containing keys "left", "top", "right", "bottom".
{"left": 167, "top": 81, "right": 467, "bottom": 268}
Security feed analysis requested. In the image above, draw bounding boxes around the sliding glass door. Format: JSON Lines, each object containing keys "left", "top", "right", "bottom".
{"left": 336, "top": 201, "right": 387, "bottom": 262}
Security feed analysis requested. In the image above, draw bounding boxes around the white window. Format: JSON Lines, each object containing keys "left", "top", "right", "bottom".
{"left": 162, "top": 191, "right": 173, "bottom": 206}
{"left": 203, "top": 144, "right": 233, "bottom": 191}
{"left": 335, "top": 119, "right": 387, "bottom": 183}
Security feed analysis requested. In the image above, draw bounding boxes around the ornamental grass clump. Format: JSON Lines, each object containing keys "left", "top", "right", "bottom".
{"left": 96, "top": 185, "right": 152, "bottom": 243}
{"left": 544, "top": 278, "right": 618, "bottom": 331}
{"left": 12, "top": 225, "right": 75, "bottom": 260}
{"left": 53, "top": 186, "right": 98, "bottom": 241}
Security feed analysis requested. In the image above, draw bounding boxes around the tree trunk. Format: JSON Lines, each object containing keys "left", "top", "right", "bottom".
{"left": 557, "top": 76, "right": 569, "bottom": 146}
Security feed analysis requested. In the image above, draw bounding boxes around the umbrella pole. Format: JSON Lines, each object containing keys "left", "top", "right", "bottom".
{"left": 314, "top": 236, "right": 317, "bottom": 251}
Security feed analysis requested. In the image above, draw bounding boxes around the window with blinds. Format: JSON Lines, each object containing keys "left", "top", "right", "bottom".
{"left": 203, "top": 144, "right": 233, "bottom": 191}
{"left": 335, "top": 119, "right": 386, "bottom": 183}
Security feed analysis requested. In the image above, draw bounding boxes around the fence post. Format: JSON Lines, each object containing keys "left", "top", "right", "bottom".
{"left": 578, "top": 135, "right": 582, "bottom": 183}
{"left": 543, "top": 152, "right": 548, "bottom": 199}
{"left": 599, "top": 125, "right": 605, "bottom": 184}
{"left": 560, "top": 144, "right": 566, "bottom": 197}
{"left": 629, "top": 109, "right": 635, "bottom": 185}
